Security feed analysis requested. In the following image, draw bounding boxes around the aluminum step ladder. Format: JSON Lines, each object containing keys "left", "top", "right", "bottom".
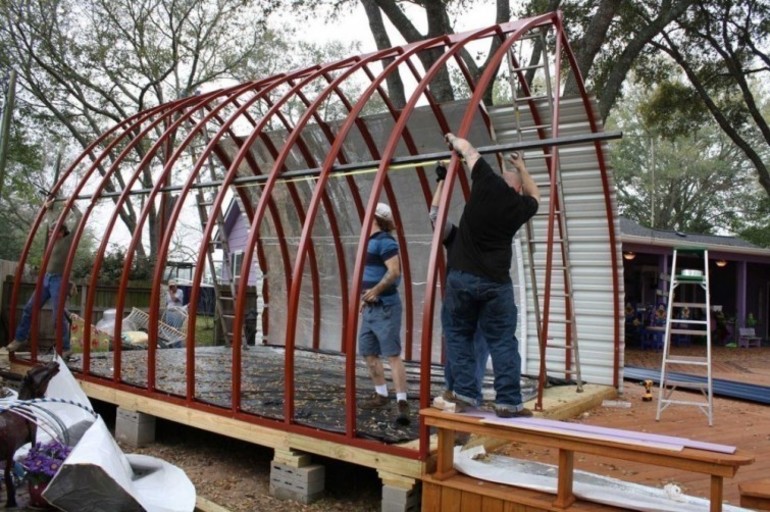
{"left": 503, "top": 28, "right": 583, "bottom": 410}
{"left": 656, "top": 247, "right": 713, "bottom": 425}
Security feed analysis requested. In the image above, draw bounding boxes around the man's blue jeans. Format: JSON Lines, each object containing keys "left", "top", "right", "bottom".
{"left": 444, "top": 330, "right": 489, "bottom": 403}
{"left": 442, "top": 268, "right": 523, "bottom": 411}
{"left": 15, "top": 273, "right": 70, "bottom": 350}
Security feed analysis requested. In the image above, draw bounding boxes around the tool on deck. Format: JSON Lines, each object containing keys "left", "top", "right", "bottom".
{"left": 642, "top": 379, "right": 653, "bottom": 401}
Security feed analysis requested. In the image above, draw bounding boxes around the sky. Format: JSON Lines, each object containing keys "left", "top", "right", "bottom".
{"left": 275, "top": 1, "right": 500, "bottom": 52}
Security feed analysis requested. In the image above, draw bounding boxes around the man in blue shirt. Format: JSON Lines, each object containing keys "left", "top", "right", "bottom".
{"left": 441, "top": 133, "right": 540, "bottom": 418}
{"left": 358, "top": 203, "right": 410, "bottom": 426}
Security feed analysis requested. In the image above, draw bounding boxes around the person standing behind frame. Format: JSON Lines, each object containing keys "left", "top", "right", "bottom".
{"left": 8, "top": 197, "right": 82, "bottom": 359}
{"left": 163, "top": 278, "right": 186, "bottom": 331}
{"left": 429, "top": 162, "right": 490, "bottom": 406}
{"left": 357, "top": 203, "right": 410, "bottom": 426}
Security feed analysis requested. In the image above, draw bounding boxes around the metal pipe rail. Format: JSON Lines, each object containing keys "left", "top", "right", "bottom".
{"left": 64, "top": 130, "right": 622, "bottom": 200}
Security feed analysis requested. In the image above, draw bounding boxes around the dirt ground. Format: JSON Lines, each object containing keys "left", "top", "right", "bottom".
{"left": 6, "top": 415, "right": 382, "bottom": 511}
{"left": 111, "top": 410, "right": 383, "bottom": 512}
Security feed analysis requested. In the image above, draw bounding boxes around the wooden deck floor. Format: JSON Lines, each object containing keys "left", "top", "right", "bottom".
{"left": 496, "top": 346, "right": 770, "bottom": 508}
{"left": 626, "top": 345, "right": 770, "bottom": 386}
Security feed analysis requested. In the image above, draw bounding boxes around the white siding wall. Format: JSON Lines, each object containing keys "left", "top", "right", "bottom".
{"left": 491, "top": 97, "right": 624, "bottom": 386}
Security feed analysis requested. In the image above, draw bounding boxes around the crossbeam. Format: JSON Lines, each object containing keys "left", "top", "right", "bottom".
{"left": 68, "top": 130, "right": 622, "bottom": 200}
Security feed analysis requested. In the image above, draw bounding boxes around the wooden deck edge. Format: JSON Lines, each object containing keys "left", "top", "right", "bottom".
{"left": 77, "top": 379, "right": 424, "bottom": 479}
{"left": 740, "top": 479, "right": 770, "bottom": 495}
{"left": 537, "top": 383, "right": 618, "bottom": 420}
{"left": 740, "top": 478, "right": 770, "bottom": 506}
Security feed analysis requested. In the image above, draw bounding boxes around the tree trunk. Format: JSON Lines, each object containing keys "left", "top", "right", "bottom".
{"left": 373, "top": 0, "right": 454, "bottom": 102}
{"left": 361, "top": 0, "right": 406, "bottom": 108}
{"left": 564, "top": 0, "right": 622, "bottom": 99}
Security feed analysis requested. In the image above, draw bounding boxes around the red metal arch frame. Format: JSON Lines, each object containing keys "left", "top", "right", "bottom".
{"left": 9, "top": 12, "right": 620, "bottom": 462}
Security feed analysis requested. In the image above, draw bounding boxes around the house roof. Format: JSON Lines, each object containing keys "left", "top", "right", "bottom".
{"left": 620, "top": 217, "right": 770, "bottom": 257}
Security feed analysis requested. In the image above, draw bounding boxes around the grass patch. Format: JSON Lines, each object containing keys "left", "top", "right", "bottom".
{"left": 193, "top": 314, "right": 218, "bottom": 346}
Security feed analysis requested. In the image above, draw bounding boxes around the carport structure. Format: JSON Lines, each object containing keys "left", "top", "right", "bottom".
{"left": 9, "top": 10, "right": 622, "bottom": 496}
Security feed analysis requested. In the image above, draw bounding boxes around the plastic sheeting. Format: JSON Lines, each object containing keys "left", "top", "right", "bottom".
{"left": 43, "top": 417, "right": 196, "bottom": 512}
{"left": 21, "top": 356, "right": 196, "bottom": 512}
{"left": 453, "top": 445, "right": 751, "bottom": 512}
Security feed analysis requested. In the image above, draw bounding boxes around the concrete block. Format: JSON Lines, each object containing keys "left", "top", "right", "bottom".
{"left": 382, "top": 483, "right": 421, "bottom": 512}
{"left": 269, "top": 462, "right": 325, "bottom": 504}
{"left": 268, "top": 486, "right": 324, "bottom": 505}
{"left": 382, "top": 501, "right": 421, "bottom": 512}
{"left": 115, "top": 408, "right": 156, "bottom": 447}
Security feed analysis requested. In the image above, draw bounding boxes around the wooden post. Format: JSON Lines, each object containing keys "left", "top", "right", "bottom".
{"left": 554, "top": 448, "right": 576, "bottom": 508}
{"left": 710, "top": 475, "right": 723, "bottom": 512}
{"left": 434, "top": 427, "right": 457, "bottom": 481}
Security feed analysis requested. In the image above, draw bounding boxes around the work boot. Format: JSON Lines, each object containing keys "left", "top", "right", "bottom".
{"left": 395, "top": 400, "right": 410, "bottom": 426}
{"left": 6, "top": 339, "right": 30, "bottom": 352}
{"left": 495, "top": 406, "right": 533, "bottom": 418}
{"left": 360, "top": 392, "right": 390, "bottom": 410}
{"left": 443, "top": 393, "right": 473, "bottom": 414}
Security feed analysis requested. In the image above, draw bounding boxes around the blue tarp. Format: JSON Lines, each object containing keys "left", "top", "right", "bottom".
{"left": 624, "top": 366, "right": 770, "bottom": 405}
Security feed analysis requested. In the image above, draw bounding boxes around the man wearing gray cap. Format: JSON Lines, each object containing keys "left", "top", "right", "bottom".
{"left": 358, "top": 202, "right": 410, "bottom": 426}
{"left": 165, "top": 279, "right": 184, "bottom": 309}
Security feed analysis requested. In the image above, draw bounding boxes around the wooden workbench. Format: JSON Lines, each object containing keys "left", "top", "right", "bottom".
{"left": 421, "top": 408, "right": 754, "bottom": 511}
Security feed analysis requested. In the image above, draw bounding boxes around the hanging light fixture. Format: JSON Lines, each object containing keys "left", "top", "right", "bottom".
{"left": 715, "top": 259, "right": 727, "bottom": 268}
{"left": 623, "top": 251, "right": 636, "bottom": 261}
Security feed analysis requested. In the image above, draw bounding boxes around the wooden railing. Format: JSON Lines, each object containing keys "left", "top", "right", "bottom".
{"left": 421, "top": 408, "right": 754, "bottom": 512}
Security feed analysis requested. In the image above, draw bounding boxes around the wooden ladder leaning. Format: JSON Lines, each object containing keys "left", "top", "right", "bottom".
{"left": 190, "top": 128, "right": 244, "bottom": 349}
{"left": 503, "top": 28, "right": 583, "bottom": 411}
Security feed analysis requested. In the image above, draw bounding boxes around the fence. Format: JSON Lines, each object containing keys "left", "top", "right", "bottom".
{"left": 0, "top": 276, "right": 234, "bottom": 347}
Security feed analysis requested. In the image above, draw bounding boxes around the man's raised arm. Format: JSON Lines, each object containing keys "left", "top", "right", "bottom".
{"left": 445, "top": 133, "right": 480, "bottom": 170}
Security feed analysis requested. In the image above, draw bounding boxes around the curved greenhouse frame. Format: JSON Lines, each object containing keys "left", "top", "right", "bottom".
{"left": 9, "top": 11, "right": 622, "bottom": 463}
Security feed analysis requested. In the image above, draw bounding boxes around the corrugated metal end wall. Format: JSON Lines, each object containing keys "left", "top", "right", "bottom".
{"left": 490, "top": 98, "right": 624, "bottom": 387}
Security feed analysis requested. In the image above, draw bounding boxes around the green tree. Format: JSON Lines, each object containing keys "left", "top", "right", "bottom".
{"left": 275, "top": 0, "right": 703, "bottom": 115}
{"left": 0, "top": 112, "right": 46, "bottom": 261}
{"left": 737, "top": 196, "right": 770, "bottom": 247}
{"left": 610, "top": 82, "right": 761, "bottom": 235}
{"left": 0, "top": 0, "right": 283, "bottom": 260}
{"left": 273, "top": 0, "right": 770, "bottom": 204}
{"left": 646, "top": 0, "right": 770, "bottom": 198}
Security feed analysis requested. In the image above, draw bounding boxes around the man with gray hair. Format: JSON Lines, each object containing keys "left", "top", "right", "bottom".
{"left": 440, "top": 132, "right": 540, "bottom": 418}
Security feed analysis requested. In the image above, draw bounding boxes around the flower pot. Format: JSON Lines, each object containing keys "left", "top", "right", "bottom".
{"left": 27, "top": 480, "right": 53, "bottom": 510}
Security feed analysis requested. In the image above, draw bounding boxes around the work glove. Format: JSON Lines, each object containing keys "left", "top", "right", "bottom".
{"left": 435, "top": 163, "right": 447, "bottom": 182}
